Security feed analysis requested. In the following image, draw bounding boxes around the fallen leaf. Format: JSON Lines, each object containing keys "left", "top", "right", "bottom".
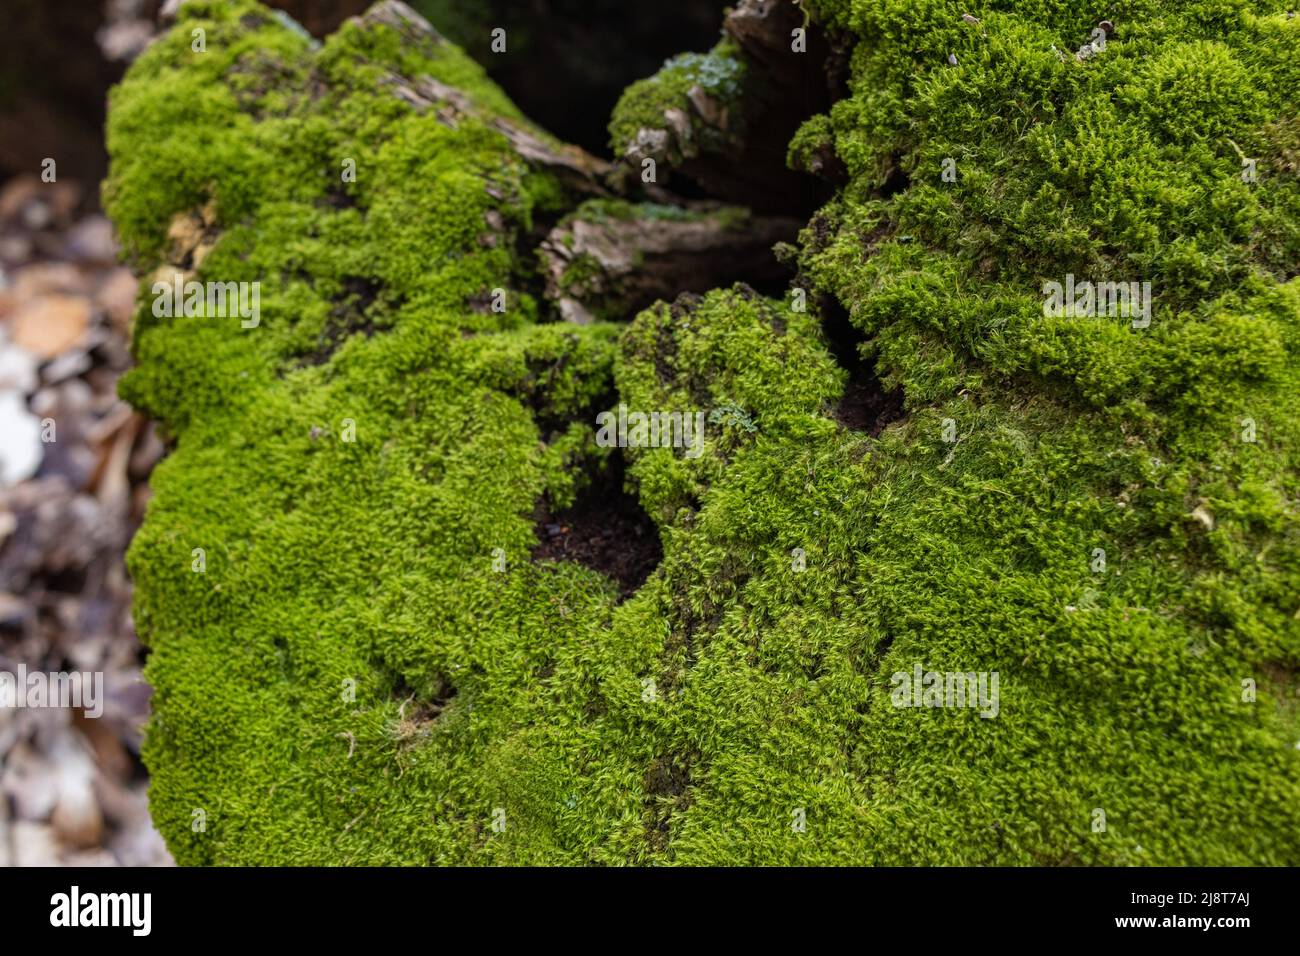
{"left": 9, "top": 293, "right": 92, "bottom": 358}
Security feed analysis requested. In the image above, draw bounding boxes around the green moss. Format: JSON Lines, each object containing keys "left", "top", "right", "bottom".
{"left": 616, "top": 286, "right": 843, "bottom": 523}
{"left": 786, "top": 113, "right": 836, "bottom": 174}
{"left": 108, "top": 1, "right": 638, "bottom": 864}
{"left": 778, "top": 0, "right": 1300, "bottom": 862}
{"left": 607, "top": 42, "right": 746, "bottom": 154}
{"left": 109, "top": 0, "right": 1300, "bottom": 865}
{"left": 556, "top": 253, "right": 604, "bottom": 295}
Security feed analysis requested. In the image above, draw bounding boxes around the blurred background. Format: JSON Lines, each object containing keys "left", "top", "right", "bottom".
{"left": 0, "top": 0, "right": 724, "bottom": 865}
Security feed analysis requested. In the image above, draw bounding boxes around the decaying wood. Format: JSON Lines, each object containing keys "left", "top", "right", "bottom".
{"left": 616, "top": 0, "right": 836, "bottom": 213}
{"left": 540, "top": 207, "right": 802, "bottom": 324}
{"left": 365, "top": 2, "right": 613, "bottom": 197}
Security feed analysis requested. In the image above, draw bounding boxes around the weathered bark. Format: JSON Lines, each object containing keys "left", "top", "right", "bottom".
{"left": 363, "top": 2, "right": 802, "bottom": 322}
{"left": 539, "top": 205, "right": 801, "bottom": 324}
{"left": 355, "top": 2, "right": 614, "bottom": 198}
{"left": 390, "top": 74, "right": 614, "bottom": 197}
{"left": 613, "top": 0, "right": 838, "bottom": 213}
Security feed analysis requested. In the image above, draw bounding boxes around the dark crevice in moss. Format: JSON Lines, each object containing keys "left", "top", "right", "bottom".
{"left": 642, "top": 750, "right": 696, "bottom": 853}
{"left": 514, "top": 211, "right": 567, "bottom": 323}
{"left": 652, "top": 307, "right": 682, "bottom": 386}
{"left": 315, "top": 181, "right": 358, "bottom": 211}
{"left": 462, "top": 287, "right": 498, "bottom": 315}
{"left": 513, "top": 359, "right": 617, "bottom": 445}
{"left": 879, "top": 155, "right": 910, "bottom": 199}
{"left": 390, "top": 671, "right": 458, "bottom": 730}
{"left": 530, "top": 453, "right": 662, "bottom": 600}
{"left": 819, "top": 294, "right": 904, "bottom": 435}
{"left": 298, "top": 275, "right": 385, "bottom": 368}
{"left": 669, "top": 581, "right": 736, "bottom": 676}
{"left": 835, "top": 371, "right": 905, "bottom": 436}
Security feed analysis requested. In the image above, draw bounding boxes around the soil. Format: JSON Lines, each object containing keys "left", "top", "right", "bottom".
{"left": 531, "top": 455, "right": 662, "bottom": 600}
{"left": 819, "top": 293, "right": 905, "bottom": 435}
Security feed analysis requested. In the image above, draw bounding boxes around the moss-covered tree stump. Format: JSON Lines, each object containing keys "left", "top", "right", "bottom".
{"left": 106, "top": 0, "right": 1300, "bottom": 864}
